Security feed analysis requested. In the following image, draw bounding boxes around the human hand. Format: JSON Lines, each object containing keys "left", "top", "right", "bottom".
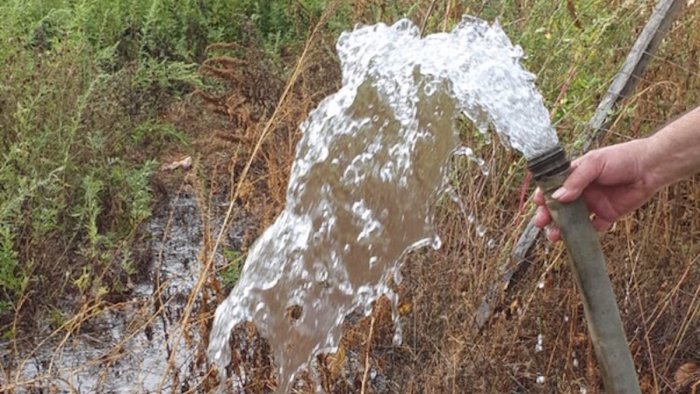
{"left": 533, "top": 138, "right": 660, "bottom": 242}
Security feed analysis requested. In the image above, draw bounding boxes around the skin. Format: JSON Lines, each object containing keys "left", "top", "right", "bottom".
{"left": 534, "top": 105, "right": 700, "bottom": 242}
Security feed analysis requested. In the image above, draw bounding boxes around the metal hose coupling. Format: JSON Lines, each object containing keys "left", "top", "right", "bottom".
{"left": 527, "top": 145, "right": 570, "bottom": 182}
{"left": 527, "top": 145, "right": 641, "bottom": 394}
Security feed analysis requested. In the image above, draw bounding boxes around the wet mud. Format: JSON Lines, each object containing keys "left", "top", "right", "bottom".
{"left": 2, "top": 190, "right": 249, "bottom": 392}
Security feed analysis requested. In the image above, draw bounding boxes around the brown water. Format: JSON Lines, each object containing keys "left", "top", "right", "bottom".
{"left": 208, "top": 16, "right": 559, "bottom": 393}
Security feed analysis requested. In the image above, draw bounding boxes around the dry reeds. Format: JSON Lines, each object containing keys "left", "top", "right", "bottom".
{"left": 7, "top": 1, "right": 700, "bottom": 393}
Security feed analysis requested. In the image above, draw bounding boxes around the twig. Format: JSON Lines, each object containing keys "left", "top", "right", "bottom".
{"left": 157, "top": 1, "right": 342, "bottom": 389}
{"left": 360, "top": 315, "right": 376, "bottom": 394}
{"left": 566, "top": 0, "right": 583, "bottom": 30}
{"left": 443, "top": 0, "right": 453, "bottom": 32}
{"left": 420, "top": 0, "right": 438, "bottom": 36}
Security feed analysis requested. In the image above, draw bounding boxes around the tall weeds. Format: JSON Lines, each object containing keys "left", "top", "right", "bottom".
{"left": 0, "top": 0, "right": 330, "bottom": 332}
{"left": 3, "top": 0, "right": 699, "bottom": 392}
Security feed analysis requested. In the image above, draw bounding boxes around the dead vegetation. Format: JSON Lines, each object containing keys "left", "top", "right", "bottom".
{"left": 5, "top": 1, "right": 700, "bottom": 393}
{"left": 209, "top": 2, "right": 700, "bottom": 393}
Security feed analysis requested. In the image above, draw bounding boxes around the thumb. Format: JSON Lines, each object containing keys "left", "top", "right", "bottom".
{"left": 552, "top": 153, "right": 603, "bottom": 202}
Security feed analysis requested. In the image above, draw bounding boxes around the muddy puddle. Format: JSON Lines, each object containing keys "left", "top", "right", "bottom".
{"left": 1, "top": 189, "right": 252, "bottom": 392}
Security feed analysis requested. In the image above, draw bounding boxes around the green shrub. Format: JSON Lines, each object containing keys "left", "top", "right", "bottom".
{"left": 0, "top": 0, "right": 348, "bottom": 328}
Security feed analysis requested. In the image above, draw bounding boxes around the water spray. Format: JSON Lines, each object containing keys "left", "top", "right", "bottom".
{"left": 528, "top": 146, "right": 641, "bottom": 394}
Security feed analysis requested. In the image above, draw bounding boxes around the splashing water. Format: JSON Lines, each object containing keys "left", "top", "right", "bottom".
{"left": 208, "top": 16, "right": 559, "bottom": 392}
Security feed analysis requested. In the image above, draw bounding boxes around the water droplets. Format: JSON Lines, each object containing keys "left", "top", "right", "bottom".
{"left": 535, "top": 333, "right": 544, "bottom": 353}
{"left": 486, "top": 238, "right": 496, "bottom": 249}
{"left": 454, "top": 146, "right": 475, "bottom": 157}
{"left": 453, "top": 146, "right": 490, "bottom": 176}
{"left": 368, "top": 256, "right": 378, "bottom": 268}
{"left": 431, "top": 235, "right": 442, "bottom": 250}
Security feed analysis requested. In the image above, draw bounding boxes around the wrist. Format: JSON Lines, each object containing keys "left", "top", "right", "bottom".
{"left": 637, "top": 135, "right": 666, "bottom": 194}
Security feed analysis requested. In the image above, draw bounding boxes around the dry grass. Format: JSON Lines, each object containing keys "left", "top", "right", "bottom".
{"left": 381, "top": 2, "right": 700, "bottom": 393}
{"left": 5, "top": 1, "right": 700, "bottom": 393}
{"left": 319, "top": 1, "right": 700, "bottom": 393}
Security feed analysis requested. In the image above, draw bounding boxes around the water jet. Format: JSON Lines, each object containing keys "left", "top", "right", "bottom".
{"left": 207, "top": 16, "right": 639, "bottom": 392}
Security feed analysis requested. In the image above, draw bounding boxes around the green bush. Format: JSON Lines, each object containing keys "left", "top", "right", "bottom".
{"left": 0, "top": 0, "right": 345, "bottom": 328}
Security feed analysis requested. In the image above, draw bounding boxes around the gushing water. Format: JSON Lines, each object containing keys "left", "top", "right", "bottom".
{"left": 208, "top": 16, "right": 559, "bottom": 392}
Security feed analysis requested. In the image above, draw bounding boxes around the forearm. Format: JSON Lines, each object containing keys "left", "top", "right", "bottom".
{"left": 643, "top": 105, "right": 700, "bottom": 189}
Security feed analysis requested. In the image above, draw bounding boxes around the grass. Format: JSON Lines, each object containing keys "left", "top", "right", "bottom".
{"left": 2, "top": 0, "right": 700, "bottom": 392}
{"left": 0, "top": 0, "right": 336, "bottom": 326}
{"left": 379, "top": 2, "right": 700, "bottom": 392}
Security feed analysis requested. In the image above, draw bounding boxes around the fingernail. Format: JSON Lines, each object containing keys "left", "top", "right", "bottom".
{"left": 551, "top": 187, "right": 567, "bottom": 200}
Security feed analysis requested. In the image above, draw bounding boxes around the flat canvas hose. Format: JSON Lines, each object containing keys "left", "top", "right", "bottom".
{"left": 528, "top": 147, "right": 641, "bottom": 394}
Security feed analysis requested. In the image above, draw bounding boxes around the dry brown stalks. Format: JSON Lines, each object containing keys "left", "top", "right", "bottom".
{"left": 358, "top": 2, "right": 700, "bottom": 393}
{"left": 155, "top": 1, "right": 344, "bottom": 391}
{"left": 9, "top": 1, "right": 700, "bottom": 393}
{"left": 196, "top": 45, "right": 281, "bottom": 132}
{"left": 181, "top": 1, "right": 699, "bottom": 391}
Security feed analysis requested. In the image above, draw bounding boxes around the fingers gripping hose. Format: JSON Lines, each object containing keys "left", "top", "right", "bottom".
{"left": 528, "top": 146, "right": 641, "bottom": 394}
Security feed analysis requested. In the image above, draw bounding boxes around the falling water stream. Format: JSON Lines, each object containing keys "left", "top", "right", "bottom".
{"left": 208, "top": 16, "right": 559, "bottom": 392}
